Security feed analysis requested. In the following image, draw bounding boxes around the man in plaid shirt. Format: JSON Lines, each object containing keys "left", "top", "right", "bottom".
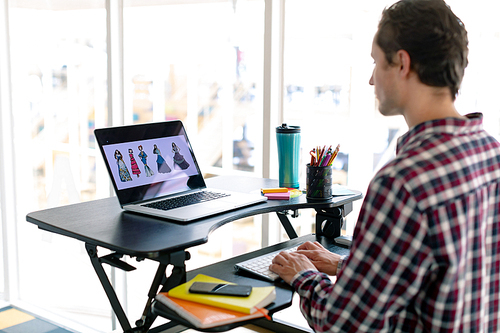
{"left": 270, "top": 0, "right": 500, "bottom": 332}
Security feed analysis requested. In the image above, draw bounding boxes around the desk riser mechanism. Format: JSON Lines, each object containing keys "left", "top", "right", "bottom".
{"left": 86, "top": 203, "right": 352, "bottom": 332}
{"left": 278, "top": 201, "right": 352, "bottom": 241}
{"left": 315, "top": 201, "right": 352, "bottom": 238}
{"left": 85, "top": 243, "right": 191, "bottom": 333}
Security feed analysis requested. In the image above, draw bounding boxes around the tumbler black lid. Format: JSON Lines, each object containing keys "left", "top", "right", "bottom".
{"left": 276, "top": 123, "right": 300, "bottom": 133}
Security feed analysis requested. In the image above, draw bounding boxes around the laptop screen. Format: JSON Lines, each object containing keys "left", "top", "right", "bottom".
{"left": 95, "top": 121, "right": 206, "bottom": 205}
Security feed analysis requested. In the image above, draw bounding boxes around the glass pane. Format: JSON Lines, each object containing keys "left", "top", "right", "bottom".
{"left": 123, "top": 0, "right": 264, "bottom": 173}
{"left": 283, "top": 0, "right": 500, "bottom": 238}
{"left": 282, "top": 0, "right": 394, "bottom": 236}
{"left": 9, "top": 1, "right": 110, "bottom": 331}
{"left": 122, "top": 0, "right": 265, "bottom": 321}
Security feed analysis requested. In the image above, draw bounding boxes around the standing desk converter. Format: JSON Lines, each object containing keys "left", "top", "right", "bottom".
{"left": 26, "top": 176, "right": 362, "bottom": 333}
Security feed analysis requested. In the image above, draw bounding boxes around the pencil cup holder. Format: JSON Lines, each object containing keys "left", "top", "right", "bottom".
{"left": 306, "top": 164, "right": 333, "bottom": 200}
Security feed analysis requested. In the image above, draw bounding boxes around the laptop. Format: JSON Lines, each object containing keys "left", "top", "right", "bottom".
{"left": 94, "top": 120, "right": 267, "bottom": 222}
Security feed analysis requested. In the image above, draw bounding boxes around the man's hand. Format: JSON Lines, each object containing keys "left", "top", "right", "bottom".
{"left": 295, "top": 241, "right": 342, "bottom": 276}
{"left": 269, "top": 251, "right": 317, "bottom": 284}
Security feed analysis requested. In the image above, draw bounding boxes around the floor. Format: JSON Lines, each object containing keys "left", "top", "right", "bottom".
{"left": 1, "top": 306, "right": 310, "bottom": 333}
{"left": 0, "top": 306, "right": 74, "bottom": 333}
{"left": 148, "top": 324, "right": 273, "bottom": 333}
{"left": 0, "top": 292, "right": 311, "bottom": 333}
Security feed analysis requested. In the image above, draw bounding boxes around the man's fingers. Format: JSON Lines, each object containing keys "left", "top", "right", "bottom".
{"left": 273, "top": 251, "right": 308, "bottom": 265}
{"left": 297, "top": 241, "right": 325, "bottom": 251}
{"left": 269, "top": 263, "right": 282, "bottom": 274}
{"left": 297, "top": 241, "right": 315, "bottom": 250}
{"left": 272, "top": 251, "right": 291, "bottom": 265}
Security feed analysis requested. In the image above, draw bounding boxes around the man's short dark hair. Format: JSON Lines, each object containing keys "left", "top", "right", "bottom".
{"left": 376, "top": 0, "right": 468, "bottom": 100}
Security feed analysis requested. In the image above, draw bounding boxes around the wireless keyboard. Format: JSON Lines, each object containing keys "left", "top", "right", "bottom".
{"left": 234, "top": 245, "right": 299, "bottom": 281}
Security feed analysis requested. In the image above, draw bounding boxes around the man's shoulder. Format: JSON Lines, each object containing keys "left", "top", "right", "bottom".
{"left": 374, "top": 132, "right": 500, "bottom": 210}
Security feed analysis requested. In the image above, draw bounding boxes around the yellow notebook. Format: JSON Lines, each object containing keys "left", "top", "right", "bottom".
{"left": 155, "top": 293, "right": 268, "bottom": 329}
{"left": 167, "top": 274, "right": 276, "bottom": 314}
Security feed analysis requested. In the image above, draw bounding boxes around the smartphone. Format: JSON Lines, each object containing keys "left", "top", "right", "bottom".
{"left": 189, "top": 282, "right": 252, "bottom": 297}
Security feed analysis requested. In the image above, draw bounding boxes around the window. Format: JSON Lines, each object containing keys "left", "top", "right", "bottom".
{"left": 8, "top": 1, "right": 111, "bottom": 330}
{"left": 281, "top": 0, "right": 402, "bottom": 236}
{"left": 122, "top": 1, "right": 267, "bottom": 322}
{"left": 282, "top": 0, "right": 500, "bottom": 236}
{"left": 123, "top": 1, "right": 265, "bottom": 174}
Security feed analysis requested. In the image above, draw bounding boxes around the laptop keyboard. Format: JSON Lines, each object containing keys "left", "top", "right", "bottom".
{"left": 143, "top": 191, "right": 230, "bottom": 211}
{"left": 234, "top": 243, "right": 350, "bottom": 281}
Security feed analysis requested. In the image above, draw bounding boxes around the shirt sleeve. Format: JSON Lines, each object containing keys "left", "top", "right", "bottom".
{"left": 290, "top": 174, "right": 433, "bottom": 332}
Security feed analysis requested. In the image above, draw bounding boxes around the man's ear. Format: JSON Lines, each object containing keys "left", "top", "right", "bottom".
{"left": 396, "top": 49, "right": 411, "bottom": 78}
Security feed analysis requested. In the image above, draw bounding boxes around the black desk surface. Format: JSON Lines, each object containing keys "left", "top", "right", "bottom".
{"left": 26, "top": 175, "right": 362, "bottom": 332}
{"left": 26, "top": 175, "right": 362, "bottom": 258}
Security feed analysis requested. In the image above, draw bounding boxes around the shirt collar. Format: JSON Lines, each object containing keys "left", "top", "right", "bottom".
{"left": 396, "top": 113, "right": 484, "bottom": 155}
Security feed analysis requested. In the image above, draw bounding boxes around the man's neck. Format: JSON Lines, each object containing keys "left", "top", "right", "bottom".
{"left": 402, "top": 83, "right": 465, "bottom": 128}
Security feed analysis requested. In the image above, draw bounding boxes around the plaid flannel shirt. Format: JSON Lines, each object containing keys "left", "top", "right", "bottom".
{"left": 291, "top": 113, "right": 500, "bottom": 332}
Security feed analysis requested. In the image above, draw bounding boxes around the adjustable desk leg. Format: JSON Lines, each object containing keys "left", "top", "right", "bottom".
{"left": 136, "top": 250, "right": 190, "bottom": 332}
{"left": 159, "top": 250, "right": 190, "bottom": 292}
{"left": 86, "top": 243, "right": 190, "bottom": 333}
{"left": 276, "top": 210, "right": 299, "bottom": 239}
{"left": 86, "top": 244, "right": 133, "bottom": 332}
{"left": 134, "top": 263, "right": 167, "bottom": 330}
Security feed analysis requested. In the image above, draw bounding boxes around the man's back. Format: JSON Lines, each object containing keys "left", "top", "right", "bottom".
{"left": 354, "top": 113, "right": 500, "bottom": 331}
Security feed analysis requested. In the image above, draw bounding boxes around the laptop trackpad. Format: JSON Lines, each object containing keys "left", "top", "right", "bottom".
{"left": 207, "top": 199, "right": 236, "bottom": 209}
{"left": 164, "top": 200, "right": 233, "bottom": 221}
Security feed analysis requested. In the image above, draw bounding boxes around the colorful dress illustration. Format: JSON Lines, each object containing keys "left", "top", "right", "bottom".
{"left": 172, "top": 142, "right": 190, "bottom": 170}
{"left": 114, "top": 150, "right": 132, "bottom": 182}
{"left": 128, "top": 149, "right": 141, "bottom": 177}
{"left": 138, "top": 145, "right": 154, "bottom": 177}
{"left": 153, "top": 144, "right": 171, "bottom": 173}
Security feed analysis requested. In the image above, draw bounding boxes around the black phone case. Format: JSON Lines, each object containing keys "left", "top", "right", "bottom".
{"left": 189, "top": 282, "right": 252, "bottom": 297}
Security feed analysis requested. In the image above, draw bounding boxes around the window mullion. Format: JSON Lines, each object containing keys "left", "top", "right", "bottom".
{"left": 262, "top": 0, "right": 285, "bottom": 247}
{"left": 0, "top": 0, "right": 19, "bottom": 303}
{"left": 106, "top": 1, "right": 127, "bottom": 331}
{"left": 107, "top": 0, "right": 125, "bottom": 127}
